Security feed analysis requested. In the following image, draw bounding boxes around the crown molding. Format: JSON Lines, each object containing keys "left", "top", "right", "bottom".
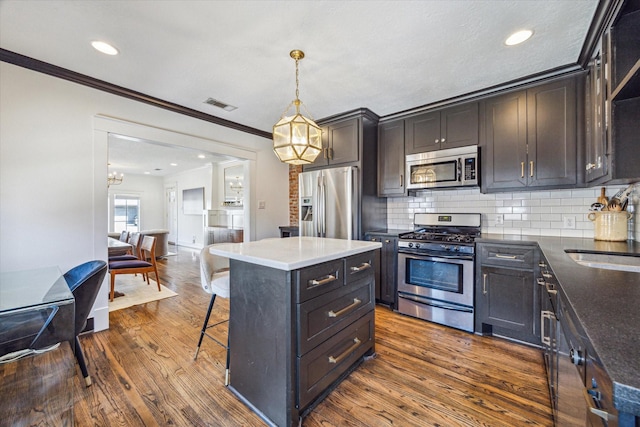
{"left": 0, "top": 48, "right": 272, "bottom": 140}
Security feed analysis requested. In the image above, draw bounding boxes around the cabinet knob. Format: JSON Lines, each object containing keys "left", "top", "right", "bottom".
{"left": 586, "top": 163, "right": 596, "bottom": 170}
{"left": 435, "top": 139, "right": 440, "bottom": 144}
{"left": 384, "top": 239, "right": 390, "bottom": 243}
{"left": 570, "top": 348, "right": 584, "bottom": 366}
{"left": 441, "top": 138, "right": 446, "bottom": 143}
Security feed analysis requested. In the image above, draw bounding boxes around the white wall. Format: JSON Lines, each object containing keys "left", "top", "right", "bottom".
{"left": 109, "top": 174, "right": 165, "bottom": 231}
{"left": 0, "top": 62, "right": 289, "bottom": 331}
{"left": 167, "top": 166, "right": 213, "bottom": 248}
{"left": 387, "top": 184, "right": 640, "bottom": 241}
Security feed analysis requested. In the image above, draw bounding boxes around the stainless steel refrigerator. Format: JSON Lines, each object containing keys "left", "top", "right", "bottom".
{"left": 299, "top": 166, "right": 359, "bottom": 240}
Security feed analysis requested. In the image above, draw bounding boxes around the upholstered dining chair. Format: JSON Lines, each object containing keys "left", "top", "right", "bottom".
{"left": 63, "top": 260, "right": 108, "bottom": 387}
{"left": 194, "top": 244, "right": 230, "bottom": 385}
{"left": 108, "top": 236, "right": 161, "bottom": 301}
{"left": 108, "top": 232, "right": 142, "bottom": 262}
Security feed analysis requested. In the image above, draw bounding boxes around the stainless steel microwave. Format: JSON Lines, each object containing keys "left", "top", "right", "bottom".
{"left": 406, "top": 145, "right": 479, "bottom": 190}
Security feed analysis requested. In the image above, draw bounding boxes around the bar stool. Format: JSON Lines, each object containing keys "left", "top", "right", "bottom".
{"left": 194, "top": 244, "right": 231, "bottom": 385}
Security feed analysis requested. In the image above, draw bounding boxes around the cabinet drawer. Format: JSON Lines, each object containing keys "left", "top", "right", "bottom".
{"left": 345, "top": 251, "right": 375, "bottom": 284}
{"left": 297, "top": 311, "right": 374, "bottom": 410}
{"left": 295, "top": 259, "right": 344, "bottom": 303}
{"left": 297, "top": 277, "right": 374, "bottom": 356}
{"left": 479, "top": 244, "right": 535, "bottom": 269}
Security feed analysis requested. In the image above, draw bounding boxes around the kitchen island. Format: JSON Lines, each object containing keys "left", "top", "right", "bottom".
{"left": 209, "top": 237, "right": 381, "bottom": 427}
{"left": 478, "top": 234, "right": 640, "bottom": 423}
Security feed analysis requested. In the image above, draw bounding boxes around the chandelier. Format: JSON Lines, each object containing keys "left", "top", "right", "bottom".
{"left": 108, "top": 171, "right": 124, "bottom": 187}
{"left": 272, "top": 50, "right": 322, "bottom": 165}
{"left": 229, "top": 177, "right": 243, "bottom": 193}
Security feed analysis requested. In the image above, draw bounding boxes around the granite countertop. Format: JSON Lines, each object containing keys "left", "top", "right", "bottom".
{"left": 208, "top": 236, "right": 381, "bottom": 271}
{"left": 478, "top": 234, "right": 640, "bottom": 416}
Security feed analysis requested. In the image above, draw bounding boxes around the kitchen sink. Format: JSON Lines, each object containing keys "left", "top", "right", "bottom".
{"left": 565, "top": 250, "right": 640, "bottom": 273}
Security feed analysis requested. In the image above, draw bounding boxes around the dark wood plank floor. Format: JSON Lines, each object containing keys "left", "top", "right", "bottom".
{"left": 1, "top": 245, "right": 552, "bottom": 426}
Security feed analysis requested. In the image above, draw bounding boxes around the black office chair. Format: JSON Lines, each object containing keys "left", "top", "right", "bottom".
{"left": 63, "top": 260, "right": 108, "bottom": 387}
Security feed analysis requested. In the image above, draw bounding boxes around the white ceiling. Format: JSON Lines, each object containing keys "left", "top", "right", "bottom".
{"left": 107, "top": 134, "right": 234, "bottom": 177}
{"left": 1, "top": 0, "right": 599, "bottom": 174}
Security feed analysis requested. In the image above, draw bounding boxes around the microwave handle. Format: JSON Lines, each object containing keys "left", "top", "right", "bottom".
{"left": 457, "top": 158, "right": 462, "bottom": 182}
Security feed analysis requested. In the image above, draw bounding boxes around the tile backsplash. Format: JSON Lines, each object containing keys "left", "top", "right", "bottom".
{"left": 386, "top": 184, "right": 640, "bottom": 241}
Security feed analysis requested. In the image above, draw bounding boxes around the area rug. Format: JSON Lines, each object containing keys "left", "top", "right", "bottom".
{"left": 109, "top": 278, "right": 177, "bottom": 312}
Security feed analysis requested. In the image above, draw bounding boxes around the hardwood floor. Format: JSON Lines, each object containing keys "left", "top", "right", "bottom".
{"left": 1, "top": 245, "right": 552, "bottom": 426}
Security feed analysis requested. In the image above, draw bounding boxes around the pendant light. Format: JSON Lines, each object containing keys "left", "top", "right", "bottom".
{"left": 272, "top": 50, "right": 322, "bottom": 165}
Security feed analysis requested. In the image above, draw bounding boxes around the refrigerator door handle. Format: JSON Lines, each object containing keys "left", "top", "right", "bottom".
{"left": 316, "top": 174, "right": 324, "bottom": 237}
{"left": 320, "top": 174, "right": 326, "bottom": 236}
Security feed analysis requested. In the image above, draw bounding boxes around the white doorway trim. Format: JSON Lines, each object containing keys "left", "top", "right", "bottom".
{"left": 93, "top": 115, "right": 258, "bottom": 331}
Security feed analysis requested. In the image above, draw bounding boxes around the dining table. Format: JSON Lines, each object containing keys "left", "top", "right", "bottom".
{"left": 108, "top": 237, "right": 132, "bottom": 257}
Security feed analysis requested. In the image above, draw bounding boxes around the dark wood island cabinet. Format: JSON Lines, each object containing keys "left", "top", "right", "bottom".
{"left": 209, "top": 237, "right": 380, "bottom": 427}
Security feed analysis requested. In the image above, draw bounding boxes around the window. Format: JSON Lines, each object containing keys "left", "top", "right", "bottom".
{"left": 111, "top": 194, "right": 140, "bottom": 233}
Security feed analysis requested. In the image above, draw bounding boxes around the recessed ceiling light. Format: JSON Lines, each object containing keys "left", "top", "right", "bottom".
{"left": 91, "top": 40, "right": 119, "bottom": 55}
{"left": 170, "top": 163, "right": 178, "bottom": 166}
{"left": 505, "top": 30, "right": 533, "bottom": 46}
{"left": 144, "top": 171, "right": 150, "bottom": 175}
{"left": 198, "top": 154, "right": 206, "bottom": 159}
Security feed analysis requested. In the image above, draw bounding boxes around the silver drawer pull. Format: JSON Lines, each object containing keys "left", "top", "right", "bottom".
{"left": 328, "top": 298, "right": 361, "bottom": 318}
{"left": 310, "top": 274, "right": 337, "bottom": 286}
{"left": 545, "top": 283, "right": 557, "bottom": 295}
{"left": 495, "top": 254, "right": 517, "bottom": 259}
{"left": 583, "top": 388, "right": 616, "bottom": 422}
{"left": 350, "top": 262, "right": 371, "bottom": 273}
{"left": 328, "top": 337, "right": 361, "bottom": 364}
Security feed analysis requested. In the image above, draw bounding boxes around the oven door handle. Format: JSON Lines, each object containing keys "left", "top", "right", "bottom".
{"left": 398, "top": 292, "right": 473, "bottom": 313}
{"left": 398, "top": 251, "right": 474, "bottom": 262}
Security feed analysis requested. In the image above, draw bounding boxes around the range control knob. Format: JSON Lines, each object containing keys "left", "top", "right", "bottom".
{"left": 415, "top": 243, "right": 421, "bottom": 249}
{"left": 408, "top": 242, "right": 414, "bottom": 248}
{"left": 570, "top": 348, "right": 584, "bottom": 366}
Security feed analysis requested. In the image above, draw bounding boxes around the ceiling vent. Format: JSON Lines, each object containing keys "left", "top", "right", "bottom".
{"left": 204, "top": 98, "right": 237, "bottom": 112}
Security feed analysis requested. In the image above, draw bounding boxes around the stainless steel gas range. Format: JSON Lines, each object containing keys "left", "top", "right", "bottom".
{"left": 396, "top": 213, "right": 481, "bottom": 333}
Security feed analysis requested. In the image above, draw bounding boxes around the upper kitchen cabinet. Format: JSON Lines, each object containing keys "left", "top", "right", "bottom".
{"left": 405, "top": 102, "right": 479, "bottom": 154}
{"left": 585, "top": 0, "right": 640, "bottom": 184}
{"left": 482, "top": 74, "right": 579, "bottom": 192}
{"left": 585, "top": 40, "right": 609, "bottom": 183}
{"left": 377, "top": 119, "right": 405, "bottom": 196}
{"left": 304, "top": 108, "right": 379, "bottom": 170}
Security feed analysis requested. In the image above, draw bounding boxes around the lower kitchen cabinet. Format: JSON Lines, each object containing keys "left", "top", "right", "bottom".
{"left": 205, "top": 226, "right": 243, "bottom": 244}
{"left": 475, "top": 242, "right": 541, "bottom": 345}
{"left": 365, "top": 232, "right": 398, "bottom": 307}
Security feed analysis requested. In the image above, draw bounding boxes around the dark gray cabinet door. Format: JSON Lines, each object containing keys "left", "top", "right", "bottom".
{"left": 440, "top": 102, "right": 479, "bottom": 149}
{"left": 405, "top": 110, "right": 440, "bottom": 154}
{"left": 365, "top": 233, "right": 398, "bottom": 307}
{"left": 477, "top": 266, "right": 536, "bottom": 342}
{"left": 482, "top": 76, "right": 578, "bottom": 192}
{"left": 308, "top": 117, "right": 360, "bottom": 168}
{"left": 482, "top": 90, "right": 528, "bottom": 191}
{"left": 326, "top": 118, "right": 360, "bottom": 165}
{"left": 378, "top": 120, "right": 405, "bottom": 196}
{"left": 527, "top": 77, "right": 577, "bottom": 188}
{"left": 585, "top": 45, "right": 609, "bottom": 183}
{"left": 405, "top": 103, "right": 478, "bottom": 154}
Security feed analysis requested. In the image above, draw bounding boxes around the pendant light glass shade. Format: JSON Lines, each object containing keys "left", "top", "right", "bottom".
{"left": 273, "top": 50, "right": 322, "bottom": 165}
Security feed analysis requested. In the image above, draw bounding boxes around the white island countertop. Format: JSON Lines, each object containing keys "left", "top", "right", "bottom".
{"left": 209, "top": 236, "right": 381, "bottom": 271}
